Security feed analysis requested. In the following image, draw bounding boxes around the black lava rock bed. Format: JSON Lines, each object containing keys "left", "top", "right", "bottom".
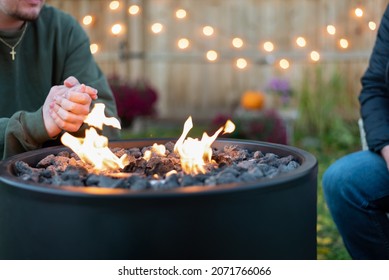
{"left": 14, "top": 141, "right": 300, "bottom": 190}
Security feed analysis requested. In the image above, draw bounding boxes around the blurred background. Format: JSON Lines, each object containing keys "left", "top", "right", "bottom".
{"left": 47, "top": 0, "right": 388, "bottom": 259}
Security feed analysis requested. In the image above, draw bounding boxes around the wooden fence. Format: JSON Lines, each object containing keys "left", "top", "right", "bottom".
{"left": 47, "top": 0, "right": 388, "bottom": 120}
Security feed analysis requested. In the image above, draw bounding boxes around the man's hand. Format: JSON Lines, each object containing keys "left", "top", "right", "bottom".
{"left": 42, "top": 76, "right": 98, "bottom": 137}
{"left": 381, "top": 145, "right": 389, "bottom": 170}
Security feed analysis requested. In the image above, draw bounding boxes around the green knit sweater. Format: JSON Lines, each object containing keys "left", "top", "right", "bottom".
{"left": 0, "top": 5, "right": 119, "bottom": 159}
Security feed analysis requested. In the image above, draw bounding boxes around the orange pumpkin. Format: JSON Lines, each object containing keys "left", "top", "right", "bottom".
{"left": 240, "top": 90, "right": 265, "bottom": 110}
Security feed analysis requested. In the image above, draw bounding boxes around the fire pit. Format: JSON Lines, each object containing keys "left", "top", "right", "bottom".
{"left": 0, "top": 138, "right": 317, "bottom": 260}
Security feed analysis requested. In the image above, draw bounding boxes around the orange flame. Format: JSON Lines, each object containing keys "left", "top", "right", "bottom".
{"left": 174, "top": 117, "right": 235, "bottom": 175}
{"left": 61, "top": 103, "right": 128, "bottom": 171}
{"left": 61, "top": 104, "right": 235, "bottom": 176}
{"left": 143, "top": 143, "right": 166, "bottom": 161}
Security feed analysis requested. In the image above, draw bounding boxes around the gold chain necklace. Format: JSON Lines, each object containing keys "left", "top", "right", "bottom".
{"left": 0, "top": 22, "right": 28, "bottom": 61}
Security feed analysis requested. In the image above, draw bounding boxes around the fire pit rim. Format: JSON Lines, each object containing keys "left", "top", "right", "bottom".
{"left": 0, "top": 138, "right": 317, "bottom": 198}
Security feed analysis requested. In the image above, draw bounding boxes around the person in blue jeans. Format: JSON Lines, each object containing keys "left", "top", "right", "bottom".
{"left": 322, "top": 5, "right": 389, "bottom": 259}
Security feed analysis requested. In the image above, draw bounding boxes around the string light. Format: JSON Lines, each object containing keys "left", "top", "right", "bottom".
{"left": 296, "top": 36, "right": 306, "bottom": 47}
{"left": 236, "top": 58, "right": 248, "bottom": 69}
{"left": 326, "top": 25, "right": 336, "bottom": 35}
{"left": 128, "top": 5, "right": 140, "bottom": 15}
{"left": 151, "top": 23, "right": 164, "bottom": 34}
{"left": 82, "top": 15, "right": 93, "bottom": 26}
{"left": 206, "top": 50, "right": 218, "bottom": 61}
{"left": 93, "top": 1, "right": 384, "bottom": 67}
{"left": 177, "top": 38, "right": 190, "bottom": 49}
{"left": 310, "top": 51, "right": 320, "bottom": 62}
{"left": 203, "top": 26, "right": 214, "bottom": 36}
{"left": 111, "top": 23, "right": 123, "bottom": 35}
{"left": 90, "top": 43, "right": 99, "bottom": 54}
{"left": 176, "top": 9, "right": 187, "bottom": 19}
{"left": 232, "top": 37, "right": 244, "bottom": 48}
{"left": 263, "top": 41, "right": 274, "bottom": 52}
{"left": 354, "top": 7, "right": 363, "bottom": 18}
{"left": 279, "top": 59, "right": 290, "bottom": 70}
{"left": 368, "top": 21, "right": 377, "bottom": 31}
{"left": 109, "top": 1, "right": 120, "bottom": 10}
{"left": 339, "top": 38, "right": 349, "bottom": 49}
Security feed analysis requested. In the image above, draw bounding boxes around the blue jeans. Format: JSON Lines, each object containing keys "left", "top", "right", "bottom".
{"left": 322, "top": 150, "right": 389, "bottom": 259}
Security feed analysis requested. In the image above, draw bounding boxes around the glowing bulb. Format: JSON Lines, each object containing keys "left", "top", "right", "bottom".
{"left": 82, "top": 15, "right": 93, "bottom": 26}
{"left": 263, "top": 41, "right": 274, "bottom": 52}
{"left": 355, "top": 7, "right": 363, "bottom": 17}
{"left": 176, "top": 9, "right": 187, "bottom": 19}
{"left": 279, "top": 59, "right": 290, "bottom": 70}
{"left": 369, "top": 21, "right": 377, "bottom": 31}
{"left": 296, "top": 36, "right": 306, "bottom": 47}
{"left": 339, "top": 38, "right": 349, "bottom": 49}
{"left": 310, "top": 51, "right": 320, "bottom": 62}
{"left": 109, "top": 1, "right": 120, "bottom": 10}
{"left": 111, "top": 23, "right": 123, "bottom": 35}
{"left": 151, "top": 23, "right": 163, "bottom": 34}
{"left": 203, "top": 26, "right": 214, "bottom": 36}
{"left": 327, "top": 25, "right": 336, "bottom": 35}
{"left": 178, "top": 38, "right": 190, "bottom": 49}
{"left": 128, "top": 5, "right": 140, "bottom": 15}
{"left": 236, "top": 58, "right": 248, "bottom": 69}
{"left": 90, "top": 43, "right": 99, "bottom": 54}
{"left": 232, "top": 37, "right": 244, "bottom": 48}
{"left": 206, "top": 50, "right": 218, "bottom": 61}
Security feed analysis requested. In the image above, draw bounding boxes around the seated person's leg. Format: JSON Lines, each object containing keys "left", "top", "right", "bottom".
{"left": 323, "top": 150, "right": 389, "bottom": 259}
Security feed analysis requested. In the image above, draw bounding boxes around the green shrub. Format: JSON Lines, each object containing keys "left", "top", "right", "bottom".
{"left": 294, "top": 65, "right": 360, "bottom": 150}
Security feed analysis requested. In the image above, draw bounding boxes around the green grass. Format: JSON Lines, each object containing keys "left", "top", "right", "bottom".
{"left": 309, "top": 146, "right": 353, "bottom": 260}
{"left": 294, "top": 117, "right": 360, "bottom": 260}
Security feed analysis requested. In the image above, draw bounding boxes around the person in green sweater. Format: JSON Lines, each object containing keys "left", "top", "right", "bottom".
{"left": 0, "top": 0, "right": 119, "bottom": 160}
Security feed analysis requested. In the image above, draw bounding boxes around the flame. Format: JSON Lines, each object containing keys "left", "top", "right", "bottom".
{"left": 174, "top": 116, "right": 235, "bottom": 175}
{"left": 61, "top": 103, "right": 128, "bottom": 171}
{"left": 84, "top": 103, "right": 121, "bottom": 130}
{"left": 144, "top": 143, "right": 166, "bottom": 161}
{"left": 61, "top": 103, "right": 234, "bottom": 176}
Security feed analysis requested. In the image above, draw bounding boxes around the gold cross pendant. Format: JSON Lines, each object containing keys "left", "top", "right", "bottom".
{"left": 10, "top": 48, "right": 16, "bottom": 61}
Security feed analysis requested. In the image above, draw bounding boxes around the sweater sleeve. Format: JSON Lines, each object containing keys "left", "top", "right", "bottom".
{"left": 0, "top": 108, "right": 53, "bottom": 159}
{"left": 359, "top": 4, "right": 389, "bottom": 152}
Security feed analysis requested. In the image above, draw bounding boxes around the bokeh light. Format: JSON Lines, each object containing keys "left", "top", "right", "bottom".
{"left": 177, "top": 38, "right": 190, "bottom": 49}
{"left": 203, "top": 26, "right": 214, "bottom": 36}
{"left": 279, "top": 59, "right": 290, "bottom": 69}
{"left": 232, "top": 37, "right": 244, "bottom": 48}
{"left": 296, "top": 36, "right": 307, "bottom": 47}
{"left": 310, "top": 51, "right": 320, "bottom": 62}
{"left": 90, "top": 43, "right": 99, "bottom": 54}
{"left": 151, "top": 23, "right": 164, "bottom": 34}
{"left": 111, "top": 23, "right": 123, "bottom": 35}
{"left": 176, "top": 9, "right": 187, "bottom": 19}
{"left": 109, "top": 1, "right": 120, "bottom": 10}
{"left": 128, "top": 5, "right": 140, "bottom": 15}
{"left": 206, "top": 50, "right": 218, "bottom": 61}
{"left": 263, "top": 41, "right": 274, "bottom": 52}
{"left": 236, "top": 58, "right": 248, "bottom": 69}
{"left": 326, "top": 25, "right": 336, "bottom": 35}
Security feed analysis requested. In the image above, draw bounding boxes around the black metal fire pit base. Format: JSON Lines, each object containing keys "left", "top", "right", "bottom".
{"left": 0, "top": 139, "right": 317, "bottom": 260}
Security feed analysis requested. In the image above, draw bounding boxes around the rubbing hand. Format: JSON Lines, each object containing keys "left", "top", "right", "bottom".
{"left": 63, "top": 76, "right": 98, "bottom": 100}
{"left": 42, "top": 77, "right": 98, "bottom": 137}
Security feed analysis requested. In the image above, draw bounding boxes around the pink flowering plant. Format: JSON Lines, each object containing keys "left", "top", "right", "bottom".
{"left": 109, "top": 76, "right": 158, "bottom": 127}
{"left": 266, "top": 77, "right": 293, "bottom": 108}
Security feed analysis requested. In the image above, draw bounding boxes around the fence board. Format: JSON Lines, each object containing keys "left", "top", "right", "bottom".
{"left": 47, "top": 0, "right": 388, "bottom": 120}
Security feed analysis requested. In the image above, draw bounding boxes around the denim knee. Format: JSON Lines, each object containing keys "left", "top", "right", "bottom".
{"left": 323, "top": 150, "right": 389, "bottom": 215}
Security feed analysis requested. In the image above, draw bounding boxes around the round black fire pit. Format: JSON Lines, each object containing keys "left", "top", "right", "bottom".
{"left": 0, "top": 139, "right": 317, "bottom": 260}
